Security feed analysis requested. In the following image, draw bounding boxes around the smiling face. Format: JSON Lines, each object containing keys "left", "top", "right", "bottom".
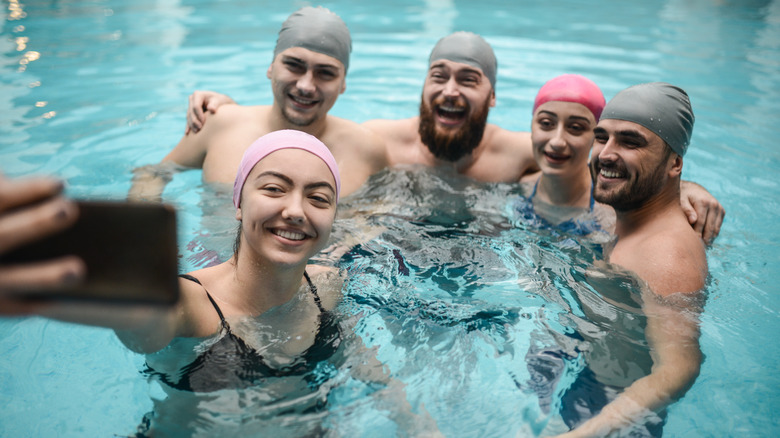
{"left": 418, "top": 59, "right": 495, "bottom": 161}
{"left": 590, "top": 118, "right": 676, "bottom": 212}
{"left": 267, "top": 47, "right": 347, "bottom": 127}
{"left": 236, "top": 148, "right": 337, "bottom": 267}
{"left": 531, "top": 101, "right": 597, "bottom": 177}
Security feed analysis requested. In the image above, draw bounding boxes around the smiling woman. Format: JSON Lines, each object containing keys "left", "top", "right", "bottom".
{"left": 513, "top": 74, "right": 611, "bottom": 235}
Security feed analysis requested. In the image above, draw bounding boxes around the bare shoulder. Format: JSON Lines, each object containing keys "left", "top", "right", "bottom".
{"left": 362, "top": 117, "right": 418, "bottom": 141}
{"left": 175, "top": 268, "right": 225, "bottom": 337}
{"left": 327, "top": 116, "right": 387, "bottom": 152}
{"left": 306, "top": 265, "right": 344, "bottom": 311}
{"left": 485, "top": 126, "right": 534, "bottom": 163}
{"left": 207, "top": 104, "right": 266, "bottom": 129}
{"left": 616, "top": 227, "right": 707, "bottom": 296}
{"left": 485, "top": 125, "right": 530, "bottom": 149}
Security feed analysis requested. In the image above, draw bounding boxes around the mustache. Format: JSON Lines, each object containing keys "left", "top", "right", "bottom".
{"left": 591, "top": 158, "right": 627, "bottom": 173}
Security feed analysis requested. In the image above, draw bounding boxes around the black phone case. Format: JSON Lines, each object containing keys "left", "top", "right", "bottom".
{"left": 1, "top": 201, "right": 180, "bottom": 305}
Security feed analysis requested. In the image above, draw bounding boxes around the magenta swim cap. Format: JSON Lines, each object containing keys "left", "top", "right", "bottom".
{"left": 233, "top": 130, "right": 341, "bottom": 208}
{"left": 533, "top": 74, "right": 605, "bottom": 121}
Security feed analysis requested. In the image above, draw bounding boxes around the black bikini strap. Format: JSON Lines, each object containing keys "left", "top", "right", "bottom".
{"left": 303, "top": 270, "right": 325, "bottom": 313}
{"left": 178, "top": 274, "right": 230, "bottom": 331}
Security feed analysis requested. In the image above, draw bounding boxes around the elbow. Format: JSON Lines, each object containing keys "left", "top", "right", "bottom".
{"left": 658, "top": 359, "right": 701, "bottom": 402}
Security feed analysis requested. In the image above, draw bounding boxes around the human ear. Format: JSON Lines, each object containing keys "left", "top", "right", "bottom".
{"left": 669, "top": 154, "right": 683, "bottom": 178}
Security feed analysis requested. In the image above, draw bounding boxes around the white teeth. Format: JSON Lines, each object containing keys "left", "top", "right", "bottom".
{"left": 274, "top": 229, "right": 306, "bottom": 241}
{"left": 291, "top": 95, "right": 314, "bottom": 105}
{"left": 600, "top": 169, "right": 622, "bottom": 178}
{"left": 439, "top": 105, "right": 464, "bottom": 113}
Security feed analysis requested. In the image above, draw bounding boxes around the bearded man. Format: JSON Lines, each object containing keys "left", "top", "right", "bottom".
{"left": 558, "top": 83, "right": 709, "bottom": 438}
{"left": 363, "top": 32, "right": 537, "bottom": 182}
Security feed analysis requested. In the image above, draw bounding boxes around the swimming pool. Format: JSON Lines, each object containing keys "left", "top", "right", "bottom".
{"left": 1, "top": 0, "right": 779, "bottom": 436}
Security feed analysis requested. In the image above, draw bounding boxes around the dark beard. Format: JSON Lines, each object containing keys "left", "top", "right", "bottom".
{"left": 591, "top": 158, "right": 669, "bottom": 212}
{"left": 418, "top": 96, "right": 490, "bottom": 162}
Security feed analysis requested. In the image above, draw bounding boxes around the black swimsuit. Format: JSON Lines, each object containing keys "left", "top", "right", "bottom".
{"left": 148, "top": 272, "right": 342, "bottom": 393}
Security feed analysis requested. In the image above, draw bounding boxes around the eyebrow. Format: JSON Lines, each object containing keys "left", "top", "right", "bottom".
{"left": 537, "top": 110, "right": 592, "bottom": 123}
{"left": 429, "top": 62, "right": 482, "bottom": 77}
{"left": 255, "top": 171, "right": 336, "bottom": 194}
{"left": 593, "top": 127, "right": 648, "bottom": 144}
{"left": 613, "top": 129, "right": 648, "bottom": 141}
{"left": 281, "top": 55, "right": 340, "bottom": 71}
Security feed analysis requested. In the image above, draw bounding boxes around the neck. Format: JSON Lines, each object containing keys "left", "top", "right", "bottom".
{"left": 228, "top": 249, "right": 308, "bottom": 315}
{"left": 613, "top": 181, "right": 681, "bottom": 238}
{"left": 416, "top": 138, "right": 486, "bottom": 173}
{"left": 269, "top": 105, "right": 328, "bottom": 140}
{"left": 535, "top": 167, "right": 592, "bottom": 208}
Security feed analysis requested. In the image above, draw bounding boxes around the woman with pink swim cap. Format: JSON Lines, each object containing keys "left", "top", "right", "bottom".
{"left": 514, "top": 74, "right": 612, "bottom": 235}
{"left": 138, "top": 129, "right": 437, "bottom": 434}
{"left": 134, "top": 130, "right": 346, "bottom": 393}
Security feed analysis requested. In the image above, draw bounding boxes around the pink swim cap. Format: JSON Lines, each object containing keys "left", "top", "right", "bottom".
{"left": 233, "top": 129, "right": 341, "bottom": 208}
{"left": 532, "top": 74, "right": 605, "bottom": 121}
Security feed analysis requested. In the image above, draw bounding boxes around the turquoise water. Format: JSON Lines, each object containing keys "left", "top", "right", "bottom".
{"left": 1, "top": 0, "right": 779, "bottom": 436}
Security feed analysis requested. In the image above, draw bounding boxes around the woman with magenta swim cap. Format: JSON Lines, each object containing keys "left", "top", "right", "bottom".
{"left": 135, "top": 130, "right": 438, "bottom": 435}
{"left": 513, "top": 74, "right": 612, "bottom": 236}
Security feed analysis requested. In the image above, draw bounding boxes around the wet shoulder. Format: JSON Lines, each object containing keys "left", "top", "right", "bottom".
{"left": 325, "top": 116, "right": 387, "bottom": 152}
{"left": 305, "top": 265, "right": 343, "bottom": 312}
{"left": 615, "top": 226, "right": 707, "bottom": 296}
{"left": 175, "top": 271, "right": 225, "bottom": 338}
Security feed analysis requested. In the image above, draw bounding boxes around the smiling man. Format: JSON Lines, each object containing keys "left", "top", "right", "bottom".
{"left": 129, "top": 6, "right": 387, "bottom": 201}
{"left": 362, "top": 32, "right": 537, "bottom": 181}
{"left": 559, "top": 82, "right": 708, "bottom": 437}
{"left": 591, "top": 82, "right": 708, "bottom": 290}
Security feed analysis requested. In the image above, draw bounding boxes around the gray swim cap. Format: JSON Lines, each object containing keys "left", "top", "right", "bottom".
{"left": 429, "top": 32, "right": 497, "bottom": 88}
{"left": 600, "top": 82, "right": 695, "bottom": 156}
{"left": 273, "top": 6, "right": 352, "bottom": 72}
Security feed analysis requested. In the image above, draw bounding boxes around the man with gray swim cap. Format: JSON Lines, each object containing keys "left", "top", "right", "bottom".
{"left": 130, "top": 6, "right": 387, "bottom": 201}
{"left": 567, "top": 82, "right": 708, "bottom": 436}
{"left": 598, "top": 82, "right": 694, "bottom": 157}
{"left": 273, "top": 6, "right": 352, "bottom": 73}
{"left": 363, "top": 31, "right": 539, "bottom": 180}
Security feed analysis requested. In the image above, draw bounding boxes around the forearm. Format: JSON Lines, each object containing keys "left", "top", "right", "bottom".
{"left": 13, "top": 299, "right": 176, "bottom": 354}
{"left": 561, "top": 362, "right": 699, "bottom": 437}
{"left": 128, "top": 163, "right": 180, "bottom": 202}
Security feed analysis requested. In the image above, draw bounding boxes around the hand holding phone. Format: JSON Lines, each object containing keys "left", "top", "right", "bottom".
{"left": 0, "top": 175, "right": 86, "bottom": 306}
{"left": 1, "top": 181, "right": 180, "bottom": 306}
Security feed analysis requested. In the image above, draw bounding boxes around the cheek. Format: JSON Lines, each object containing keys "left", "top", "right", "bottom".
{"left": 572, "top": 137, "right": 594, "bottom": 157}
{"left": 313, "top": 209, "right": 336, "bottom": 234}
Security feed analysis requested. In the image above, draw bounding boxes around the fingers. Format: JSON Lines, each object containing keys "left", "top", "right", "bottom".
{"left": 0, "top": 195, "right": 79, "bottom": 253}
{"left": 680, "top": 195, "right": 698, "bottom": 227}
{"left": 186, "top": 93, "right": 205, "bottom": 134}
{"left": 687, "top": 198, "right": 726, "bottom": 246}
{"left": 700, "top": 202, "right": 725, "bottom": 245}
{"left": 0, "top": 175, "right": 63, "bottom": 212}
{"left": 0, "top": 256, "right": 86, "bottom": 293}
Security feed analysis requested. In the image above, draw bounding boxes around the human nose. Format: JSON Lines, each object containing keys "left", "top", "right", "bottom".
{"left": 442, "top": 77, "right": 460, "bottom": 98}
{"left": 596, "top": 137, "right": 618, "bottom": 162}
{"left": 281, "top": 193, "right": 305, "bottom": 223}
{"left": 296, "top": 70, "right": 316, "bottom": 94}
{"left": 549, "top": 125, "right": 567, "bottom": 149}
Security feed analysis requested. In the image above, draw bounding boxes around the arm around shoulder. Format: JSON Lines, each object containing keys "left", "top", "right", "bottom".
{"left": 679, "top": 179, "right": 725, "bottom": 245}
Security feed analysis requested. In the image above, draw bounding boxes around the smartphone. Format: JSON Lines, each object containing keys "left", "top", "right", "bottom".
{"left": 1, "top": 201, "right": 180, "bottom": 305}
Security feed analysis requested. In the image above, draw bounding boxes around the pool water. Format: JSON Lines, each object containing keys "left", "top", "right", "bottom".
{"left": 2, "top": 0, "right": 779, "bottom": 436}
